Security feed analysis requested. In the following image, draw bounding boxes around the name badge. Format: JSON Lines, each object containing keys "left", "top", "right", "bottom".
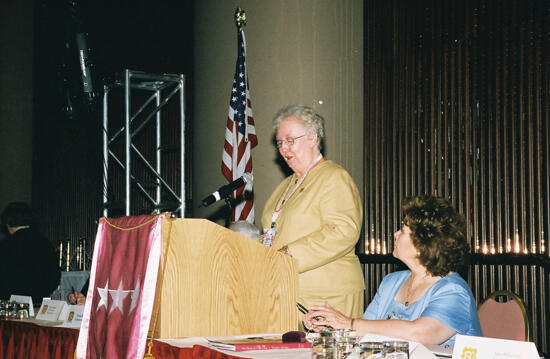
{"left": 261, "top": 226, "right": 276, "bottom": 247}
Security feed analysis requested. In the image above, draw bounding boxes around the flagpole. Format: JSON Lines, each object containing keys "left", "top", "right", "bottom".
{"left": 222, "top": 7, "right": 257, "bottom": 224}
{"left": 225, "top": 6, "right": 246, "bottom": 227}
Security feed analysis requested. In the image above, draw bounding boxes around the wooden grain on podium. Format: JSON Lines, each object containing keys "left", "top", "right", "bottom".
{"left": 149, "top": 218, "right": 298, "bottom": 338}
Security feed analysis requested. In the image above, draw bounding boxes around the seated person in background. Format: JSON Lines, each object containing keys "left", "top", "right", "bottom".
{"left": 0, "top": 202, "right": 61, "bottom": 305}
{"left": 304, "top": 195, "right": 482, "bottom": 346}
{"left": 228, "top": 220, "right": 261, "bottom": 240}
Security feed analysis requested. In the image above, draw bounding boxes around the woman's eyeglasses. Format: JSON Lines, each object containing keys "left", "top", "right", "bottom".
{"left": 276, "top": 134, "right": 306, "bottom": 148}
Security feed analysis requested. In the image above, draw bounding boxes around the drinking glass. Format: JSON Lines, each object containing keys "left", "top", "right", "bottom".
{"left": 334, "top": 330, "right": 358, "bottom": 358}
{"left": 358, "top": 342, "right": 384, "bottom": 358}
{"left": 311, "top": 334, "right": 336, "bottom": 359}
{"left": 382, "top": 341, "right": 409, "bottom": 359}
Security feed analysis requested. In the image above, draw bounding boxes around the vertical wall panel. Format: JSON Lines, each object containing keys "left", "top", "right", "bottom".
{"left": 364, "top": 0, "right": 549, "bottom": 353}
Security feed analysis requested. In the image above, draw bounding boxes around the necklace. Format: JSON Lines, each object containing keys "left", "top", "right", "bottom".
{"left": 271, "top": 154, "right": 323, "bottom": 224}
{"left": 404, "top": 274, "right": 428, "bottom": 307}
{"left": 404, "top": 277, "right": 413, "bottom": 307}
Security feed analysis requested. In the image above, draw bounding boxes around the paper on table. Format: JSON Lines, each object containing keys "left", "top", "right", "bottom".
{"left": 452, "top": 334, "right": 540, "bottom": 359}
{"left": 35, "top": 299, "right": 68, "bottom": 322}
{"left": 9, "top": 295, "right": 34, "bottom": 317}
{"left": 57, "top": 305, "right": 84, "bottom": 328}
{"left": 207, "top": 334, "right": 311, "bottom": 352}
{"left": 425, "top": 344, "right": 453, "bottom": 358}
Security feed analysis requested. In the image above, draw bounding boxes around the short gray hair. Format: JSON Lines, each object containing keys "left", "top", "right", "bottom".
{"left": 228, "top": 220, "right": 261, "bottom": 240}
{"left": 272, "top": 105, "right": 325, "bottom": 152}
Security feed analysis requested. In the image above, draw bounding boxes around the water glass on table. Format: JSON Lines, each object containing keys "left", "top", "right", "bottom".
{"left": 311, "top": 333, "right": 336, "bottom": 359}
{"left": 358, "top": 342, "right": 384, "bottom": 358}
{"left": 382, "top": 341, "right": 409, "bottom": 358}
{"left": 335, "top": 330, "right": 358, "bottom": 358}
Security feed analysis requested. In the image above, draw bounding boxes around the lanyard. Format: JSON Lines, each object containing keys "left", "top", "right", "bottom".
{"left": 270, "top": 154, "right": 323, "bottom": 226}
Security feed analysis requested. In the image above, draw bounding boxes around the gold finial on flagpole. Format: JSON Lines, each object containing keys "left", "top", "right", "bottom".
{"left": 235, "top": 7, "right": 246, "bottom": 28}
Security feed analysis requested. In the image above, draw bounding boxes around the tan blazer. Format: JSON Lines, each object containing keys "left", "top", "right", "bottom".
{"left": 262, "top": 160, "right": 365, "bottom": 317}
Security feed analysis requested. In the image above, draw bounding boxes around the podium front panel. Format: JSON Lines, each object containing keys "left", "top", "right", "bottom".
{"left": 150, "top": 218, "right": 298, "bottom": 338}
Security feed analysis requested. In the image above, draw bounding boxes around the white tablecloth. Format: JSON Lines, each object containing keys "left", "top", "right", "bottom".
{"left": 157, "top": 333, "right": 439, "bottom": 359}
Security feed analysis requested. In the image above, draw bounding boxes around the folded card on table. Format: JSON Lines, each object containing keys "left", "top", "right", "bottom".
{"left": 35, "top": 299, "right": 67, "bottom": 321}
{"left": 9, "top": 294, "right": 34, "bottom": 316}
{"left": 452, "top": 334, "right": 539, "bottom": 359}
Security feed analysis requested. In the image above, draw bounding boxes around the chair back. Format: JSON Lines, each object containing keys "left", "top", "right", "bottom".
{"left": 477, "top": 290, "right": 530, "bottom": 341}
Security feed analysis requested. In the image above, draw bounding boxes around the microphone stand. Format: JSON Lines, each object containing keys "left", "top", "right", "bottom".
{"left": 223, "top": 195, "right": 234, "bottom": 228}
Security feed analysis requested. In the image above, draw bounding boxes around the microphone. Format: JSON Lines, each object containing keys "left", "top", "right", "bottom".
{"left": 75, "top": 33, "right": 95, "bottom": 101}
{"left": 201, "top": 173, "right": 253, "bottom": 207}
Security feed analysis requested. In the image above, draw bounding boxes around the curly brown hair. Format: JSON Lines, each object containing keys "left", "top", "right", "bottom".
{"left": 402, "top": 195, "right": 469, "bottom": 277}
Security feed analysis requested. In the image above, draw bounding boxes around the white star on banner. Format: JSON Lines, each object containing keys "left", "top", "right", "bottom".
{"left": 129, "top": 280, "right": 141, "bottom": 313}
{"left": 96, "top": 280, "right": 109, "bottom": 312}
{"left": 109, "top": 280, "right": 130, "bottom": 314}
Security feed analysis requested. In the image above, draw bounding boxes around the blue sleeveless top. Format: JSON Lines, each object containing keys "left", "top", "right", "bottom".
{"left": 363, "top": 270, "right": 482, "bottom": 346}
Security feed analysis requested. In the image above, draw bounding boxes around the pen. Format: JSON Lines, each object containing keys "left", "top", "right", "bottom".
{"left": 297, "top": 302, "right": 332, "bottom": 328}
{"left": 69, "top": 286, "right": 76, "bottom": 304}
{"left": 296, "top": 302, "right": 309, "bottom": 314}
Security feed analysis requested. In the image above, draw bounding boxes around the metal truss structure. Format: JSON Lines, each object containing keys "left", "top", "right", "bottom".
{"left": 102, "top": 69, "right": 186, "bottom": 217}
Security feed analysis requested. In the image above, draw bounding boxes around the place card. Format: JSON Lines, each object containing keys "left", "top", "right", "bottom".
{"left": 59, "top": 305, "right": 84, "bottom": 328}
{"left": 35, "top": 299, "right": 68, "bottom": 322}
{"left": 9, "top": 295, "right": 34, "bottom": 317}
{"left": 452, "top": 334, "right": 539, "bottom": 359}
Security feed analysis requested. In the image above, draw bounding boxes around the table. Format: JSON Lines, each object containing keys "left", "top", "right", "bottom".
{"left": 158, "top": 334, "right": 437, "bottom": 358}
{"left": 158, "top": 336, "right": 312, "bottom": 359}
{"left": 0, "top": 320, "right": 246, "bottom": 359}
{"left": 0, "top": 319, "right": 438, "bottom": 359}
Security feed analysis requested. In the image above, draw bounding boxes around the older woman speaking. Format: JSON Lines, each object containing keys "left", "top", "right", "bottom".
{"left": 304, "top": 195, "right": 482, "bottom": 346}
{"left": 261, "top": 105, "right": 364, "bottom": 320}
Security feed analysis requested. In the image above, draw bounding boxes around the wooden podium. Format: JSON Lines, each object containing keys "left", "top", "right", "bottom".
{"left": 149, "top": 218, "right": 299, "bottom": 338}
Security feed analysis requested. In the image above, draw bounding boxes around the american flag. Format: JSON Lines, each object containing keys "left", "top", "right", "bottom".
{"left": 221, "top": 28, "right": 258, "bottom": 222}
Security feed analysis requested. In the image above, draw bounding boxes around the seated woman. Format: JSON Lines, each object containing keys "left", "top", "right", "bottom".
{"left": 304, "top": 195, "right": 482, "bottom": 346}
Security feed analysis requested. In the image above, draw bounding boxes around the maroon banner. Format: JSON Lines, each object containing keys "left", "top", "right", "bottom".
{"left": 76, "top": 214, "right": 163, "bottom": 359}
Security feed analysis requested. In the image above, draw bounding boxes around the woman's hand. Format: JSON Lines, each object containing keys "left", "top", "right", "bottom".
{"left": 67, "top": 291, "right": 86, "bottom": 305}
{"left": 303, "top": 302, "right": 352, "bottom": 331}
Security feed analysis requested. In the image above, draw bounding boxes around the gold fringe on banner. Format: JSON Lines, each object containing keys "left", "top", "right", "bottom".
{"left": 103, "top": 214, "right": 162, "bottom": 231}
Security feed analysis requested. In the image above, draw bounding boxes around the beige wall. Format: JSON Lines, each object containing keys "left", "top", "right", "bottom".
{"left": 193, "top": 0, "right": 363, "bottom": 226}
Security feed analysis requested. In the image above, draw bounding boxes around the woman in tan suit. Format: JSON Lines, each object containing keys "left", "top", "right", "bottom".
{"left": 261, "top": 105, "right": 364, "bottom": 320}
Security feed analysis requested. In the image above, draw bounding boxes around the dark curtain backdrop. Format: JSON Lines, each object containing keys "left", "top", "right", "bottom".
{"left": 32, "top": 0, "right": 193, "bottom": 264}
{"left": 362, "top": 0, "right": 549, "bottom": 353}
